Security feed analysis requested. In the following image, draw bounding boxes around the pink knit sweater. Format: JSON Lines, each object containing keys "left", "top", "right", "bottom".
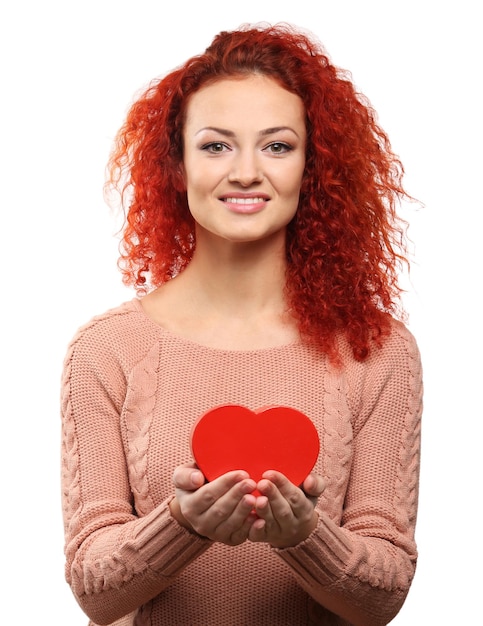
{"left": 61, "top": 299, "right": 422, "bottom": 626}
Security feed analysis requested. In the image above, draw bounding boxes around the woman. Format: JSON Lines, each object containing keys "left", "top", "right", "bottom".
{"left": 61, "top": 23, "right": 423, "bottom": 626}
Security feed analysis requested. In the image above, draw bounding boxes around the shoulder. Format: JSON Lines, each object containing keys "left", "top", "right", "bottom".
{"left": 335, "top": 317, "right": 423, "bottom": 440}
{"left": 340, "top": 316, "right": 421, "bottom": 374}
{"left": 376, "top": 317, "right": 421, "bottom": 370}
{"left": 69, "top": 299, "right": 141, "bottom": 341}
{"left": 340, "top": 317, "right": 423, "bottom": 415}
{"left": 63, "top": 299, "right": 161, "bottom": 372}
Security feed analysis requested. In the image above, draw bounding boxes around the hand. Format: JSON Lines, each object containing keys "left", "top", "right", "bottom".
{"left": 170, "top": 463, "right": 258, "bottom": 546}
{"left": 248, "top": 471, "right": 326, "bottom": 548}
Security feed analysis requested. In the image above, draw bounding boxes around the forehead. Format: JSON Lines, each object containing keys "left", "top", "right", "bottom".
{"left": 183, "top": 74, "right": 306, "bottom": 131}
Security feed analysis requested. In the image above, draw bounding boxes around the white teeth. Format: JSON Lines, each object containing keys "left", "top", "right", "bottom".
{"left": 223, "top": 197, "right": 266, "bottom": 204}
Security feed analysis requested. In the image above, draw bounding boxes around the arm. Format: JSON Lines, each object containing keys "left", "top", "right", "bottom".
{"left": 61, "top": 325, "right": 212, "bottom": 625}
{"left": 253, "top": 325, "right": 423, "bottom": 626}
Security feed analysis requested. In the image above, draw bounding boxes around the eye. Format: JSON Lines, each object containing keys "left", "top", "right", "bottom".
{"left": 201, "top": 142, "right": 230, "bottom": 153}
{"left": 264, "top": 142, "right": 293, "bottom": 155}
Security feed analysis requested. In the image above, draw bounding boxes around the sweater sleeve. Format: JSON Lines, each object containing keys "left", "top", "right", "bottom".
{"left": 61, "top": 317, "right": 212, "bottom": 625}
{"left": 275, "top": 323, "right": 423, "bottom": 626}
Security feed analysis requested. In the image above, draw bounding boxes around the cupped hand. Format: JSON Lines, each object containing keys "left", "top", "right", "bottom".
{"left": 170, "top": 463, "right": 258, "bottom": 546}
{"left": 248, "top": 471, "right": 326, "bottom": 548}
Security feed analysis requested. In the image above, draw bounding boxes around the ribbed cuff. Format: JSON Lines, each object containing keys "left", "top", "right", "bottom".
{"left": 275, "top": 513, "right": 352, "bottom": 586}
{"left": 123, "top": 499, "right": 213, "bottom": 577}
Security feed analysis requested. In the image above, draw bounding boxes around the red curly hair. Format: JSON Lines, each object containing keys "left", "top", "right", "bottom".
{"left": 107, "top": 23, "right": 411, "bottom": 362}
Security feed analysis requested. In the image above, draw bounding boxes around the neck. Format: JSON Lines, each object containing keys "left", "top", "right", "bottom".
{"left": 141, "top": 231, "right": 300, "bottom": 350}
{"left": 183, "top": 233, "right": 288, "bottom": 317}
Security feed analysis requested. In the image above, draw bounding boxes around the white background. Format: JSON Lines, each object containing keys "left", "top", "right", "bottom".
{"left": 2, "top": 1, "right": 481, "bottom": 623}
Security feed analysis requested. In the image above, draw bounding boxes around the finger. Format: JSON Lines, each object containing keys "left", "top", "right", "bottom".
{"left": 182, "top": 474, "right": 254, "bottom": 521}
{"left": 194, "top": 471, "right": 254, "bottom": 513}
{"left": 302, "top": 473, "right": 326, "bottom": 498}
{"left": 175, "top": 471, "right": 253, "bottom": 530}
{"left": 260, "top": 472, "right": 305, "bottom": 507}
{"left": 255, "top": 478, "right": 292, "bottom": 522}
{"left": 190, "top": 480, "right": 257, "bottom": 542}
{"left": 173, "top": 464, "right": 206, "bottom": 491}
{"left": 258, "top": 473, "right": 312, "bottom": 520}
{"left": 248, "top": 516, "right": 268, "bottom": 543}
{"left": 201, "top": 479, "right": 255, "bottom": 523}
{"left": 260, "top": 470, "right": 292, "bottom": 491}
{"left": 212, "top": 493, "right": 258, "bottom": 545}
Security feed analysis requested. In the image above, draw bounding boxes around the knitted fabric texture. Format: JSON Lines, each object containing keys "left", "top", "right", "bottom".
{"left": 61, "top": 299, "right": 423, "bottom": 626}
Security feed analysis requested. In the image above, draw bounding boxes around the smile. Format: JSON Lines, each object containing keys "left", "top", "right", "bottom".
{"left": 222, "top": 197, "right": 268, "bottom": 204}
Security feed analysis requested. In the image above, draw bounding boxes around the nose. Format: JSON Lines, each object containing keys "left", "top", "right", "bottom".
{"left": 227, "top": 149, "right": 263, "bottom": 186}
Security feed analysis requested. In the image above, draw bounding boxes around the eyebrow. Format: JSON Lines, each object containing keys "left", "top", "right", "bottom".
{"left": 195, "top": 126, "right": 301, "bottom": 138}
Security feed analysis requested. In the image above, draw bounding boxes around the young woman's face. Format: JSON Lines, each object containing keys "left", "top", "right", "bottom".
{"left": 181, "top": 74, "right": 306, "bottom": 245}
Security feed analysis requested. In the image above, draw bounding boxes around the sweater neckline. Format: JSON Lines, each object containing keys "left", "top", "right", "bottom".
{"left": 130, "top": 297, "right": 304, "bottom": 355}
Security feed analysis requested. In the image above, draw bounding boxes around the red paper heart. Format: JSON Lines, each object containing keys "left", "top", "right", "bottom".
{"left": 190, "top": 405, "right": 319, "bottom": 493}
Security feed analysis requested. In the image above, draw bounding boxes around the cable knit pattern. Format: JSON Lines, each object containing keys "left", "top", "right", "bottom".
{"left": 61, "top": 299, "right": 423, "bottom": 626}
{"left": 122, "top": 344, "right": 160, "bottom": 516}
{"left": 61, "top": 346, "right": 82, "bottom": 535}
{"left": 318, "top": 365, "right": 353, "bottom": 523}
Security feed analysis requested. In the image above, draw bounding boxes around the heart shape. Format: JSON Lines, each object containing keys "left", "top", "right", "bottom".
{"left": 190, "top": 405, "right": 319, "bottom": 493}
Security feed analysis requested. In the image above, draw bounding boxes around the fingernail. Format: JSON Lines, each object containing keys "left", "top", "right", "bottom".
{"left": 191, "top": 470, "right": 203, "bottom": 486}
{"left": 241, "top": 480, "right": 256, "bottom": 494}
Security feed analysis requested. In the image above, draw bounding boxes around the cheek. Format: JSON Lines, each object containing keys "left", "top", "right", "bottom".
{"left": 184, "top": 172, "right": 205, "bottom": 199}
{"left": 183, "top": 159, "right": 215, "bottom": 193}
{"left": 281, "top": 167, "right": 305, "bottom": 200}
